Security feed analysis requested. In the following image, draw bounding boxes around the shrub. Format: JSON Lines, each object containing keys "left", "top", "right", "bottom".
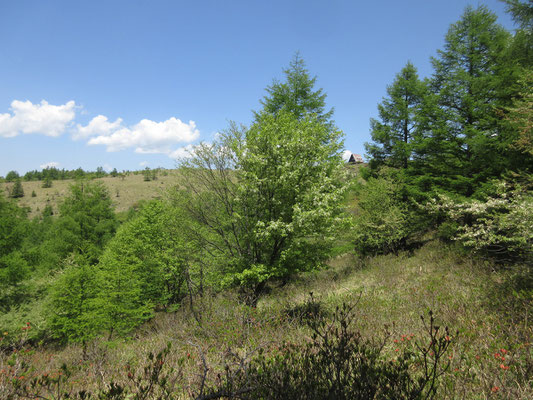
{"left": 425, "top": 179, "right": 533, "bottom": 262}
{"left": 201, "top": 305, "right": 454, "bottom": 400}
{"left": 352, "top": 174, "right": 411, "bottom": 255}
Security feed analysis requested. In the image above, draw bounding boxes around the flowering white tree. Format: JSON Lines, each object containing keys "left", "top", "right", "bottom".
{"left": 425, "top": 181, "right": 533, "bottom": 261}
{"left": 177, "top": 110, "right": 347, "bottom": 301}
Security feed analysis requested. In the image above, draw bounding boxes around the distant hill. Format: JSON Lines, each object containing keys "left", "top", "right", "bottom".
{"left": 0, "top": 170, "right": 183, "bottom": 218}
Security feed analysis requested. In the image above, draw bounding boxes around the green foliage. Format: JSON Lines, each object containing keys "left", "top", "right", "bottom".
{"left": 0, "top": 193, "right": 27, "bottom": 258}
{"left": 177, "top": 57, "right": 345, "bottom": 300}
{"left": 352, "top": 172, "right": 411, "bottom": 255}
{"left": 142, "top": 167, "right": 152, "bottom": 181}
{"left": 179, "top": 110, "right": 346, "bottom": 299}
{"left": 501, "top": 0, "right": 533, "bottom": 31}
{"left": 96, "top": 200, "right": 190, "bottom": 336}
{"left": 42, "top": 175, "right": 53, "bottom": 188}
{"left": 0, "top": 194, "right": 29, "bottom": 312}
{"left": 10, "top": 179, "right": 24, "bottom": 198}
{"left": 258, "top": 52, "right": 334, "bottom": 125}
{"left": 425, "top": 179, "right": 533, "bottom": 262}
{"left": 54, "top": 180, "right": 117, "bottom": 263}
{"left": 364, "top": 5, "right": 529, "bottom": 201}
{"left": 366, "top": 62, "right": 427, "bottom": 169}
{"left": 413, "top": 6, "right": 514, "bottom": 196}
{"left": 5, "top": 170, "right": 20, "bottom": 182}
{"left": 47, "top": 255, "right": 102, "bottom": 345}
{"left": 505, "top": 68, "right": 533, "bottom": 156}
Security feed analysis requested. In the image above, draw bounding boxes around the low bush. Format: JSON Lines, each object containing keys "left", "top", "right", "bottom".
{"left": 202, "top": 304, "right": 454, "bottom": 400}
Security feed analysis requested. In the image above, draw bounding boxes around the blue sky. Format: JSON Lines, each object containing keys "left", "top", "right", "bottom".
{"left": 0, "top": 0, "right": 515, "bottom": 176}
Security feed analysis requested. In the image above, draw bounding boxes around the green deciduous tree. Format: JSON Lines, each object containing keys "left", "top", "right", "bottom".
{"left": 366, "top": 62, "right": 427, "bottom": 169}
{"left": 179, "top": 110, "right": 346, "bottom": 301}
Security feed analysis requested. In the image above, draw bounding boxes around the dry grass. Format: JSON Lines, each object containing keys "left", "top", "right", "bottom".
{"left": 1, "top": 171, "right": 183, "bottom": 218}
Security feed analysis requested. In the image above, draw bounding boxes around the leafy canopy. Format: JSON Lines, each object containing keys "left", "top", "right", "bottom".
{"left": 178, "top": 56, "right": 345, "bottom": 300}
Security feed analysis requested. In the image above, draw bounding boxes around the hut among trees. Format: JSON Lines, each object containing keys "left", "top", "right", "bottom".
{"left": 348, "top": 153, "right": 364, "bottom": 164}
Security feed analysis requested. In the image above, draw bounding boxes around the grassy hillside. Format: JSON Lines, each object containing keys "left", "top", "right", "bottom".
{"left": 1, "top": 164, "right": 366, "bottom": 219}
{"left": 1, "top": 171, "right": 183, "bottom": 218}
{"left": 1, "top": 240, "right": 530, "bottom": 399}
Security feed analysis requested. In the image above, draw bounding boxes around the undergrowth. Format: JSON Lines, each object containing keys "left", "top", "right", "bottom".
{"left": 1, "top": 240, "right": 531, "bottom": 399}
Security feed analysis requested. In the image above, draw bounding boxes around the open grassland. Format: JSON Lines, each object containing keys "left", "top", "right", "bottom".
{"left": 1, "top": 171, "right": 183, "bottom": 218}
{"left": 1, "top": 164, "right": 365, "bottom": 219}
{"left": 2, "top": 240, "right": 530, "bottom": 399}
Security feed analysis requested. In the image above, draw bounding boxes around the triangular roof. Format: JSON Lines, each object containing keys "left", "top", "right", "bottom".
{"left": 348, "top": 153, "right": 363, "bottom": 163}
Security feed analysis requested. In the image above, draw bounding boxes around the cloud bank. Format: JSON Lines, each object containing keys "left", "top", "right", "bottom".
{"left": 1, "top": 99, "right": 201, "bottom": 159}
{"left": 0, "top": 100, "right": 76, "bottom": 138}
{"left": 74, "top": 115, "right": 123, "bottom": 140}
{"left": 84, "top": 117, "right": 199, "bottom": 154}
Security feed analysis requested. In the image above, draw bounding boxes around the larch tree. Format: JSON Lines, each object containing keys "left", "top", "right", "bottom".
{"left": 258, "top": 53, "right": 334, "bottom": 126}
{"left": 417, "top": 6, "right": 512, "bottom": 196}
{"left": 366, "top": 61, "right": 427, "bottom": 169}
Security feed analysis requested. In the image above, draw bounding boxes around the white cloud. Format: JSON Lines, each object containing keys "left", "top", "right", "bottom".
{"left": 86, "top": 117, "right": 200, "bottom": 154}
{"left": 73, "top": 115, "right": 123, "bottom": 140}
{"left": 0, "top": 100, "right": 76, "bottom": 138}
{"left": 342, "top": 150, "right": 352, "bottom": 161}
{"left": 139, "top": 161, "right": 149, "bottom": 167}
{"left": 40, "top": 161, "right": 60, "bottom": 169}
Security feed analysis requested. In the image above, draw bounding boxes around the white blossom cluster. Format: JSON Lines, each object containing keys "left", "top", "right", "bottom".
{"left": 424, "top": 182, "right": 532, "bottom": 259}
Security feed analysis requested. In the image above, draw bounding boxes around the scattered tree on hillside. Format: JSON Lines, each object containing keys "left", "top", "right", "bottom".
{"left": 143, "top": 167, "right": 152, "bottom": 181}
{"left": 10, "top": 179, "right": 24, "bottom": 198}
{"left": 42, "top": 175, "right": 53, "bottom": 188}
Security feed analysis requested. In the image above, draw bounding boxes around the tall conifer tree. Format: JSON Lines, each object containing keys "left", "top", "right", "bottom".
{"left": 258, "top": 53, "right": 334, "bottom": 126}
{"left": 366, "top": 62, "right": 426, "bottom": 169}
{"left": 417, "top": 6, "right": 512, "bottom": 195}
